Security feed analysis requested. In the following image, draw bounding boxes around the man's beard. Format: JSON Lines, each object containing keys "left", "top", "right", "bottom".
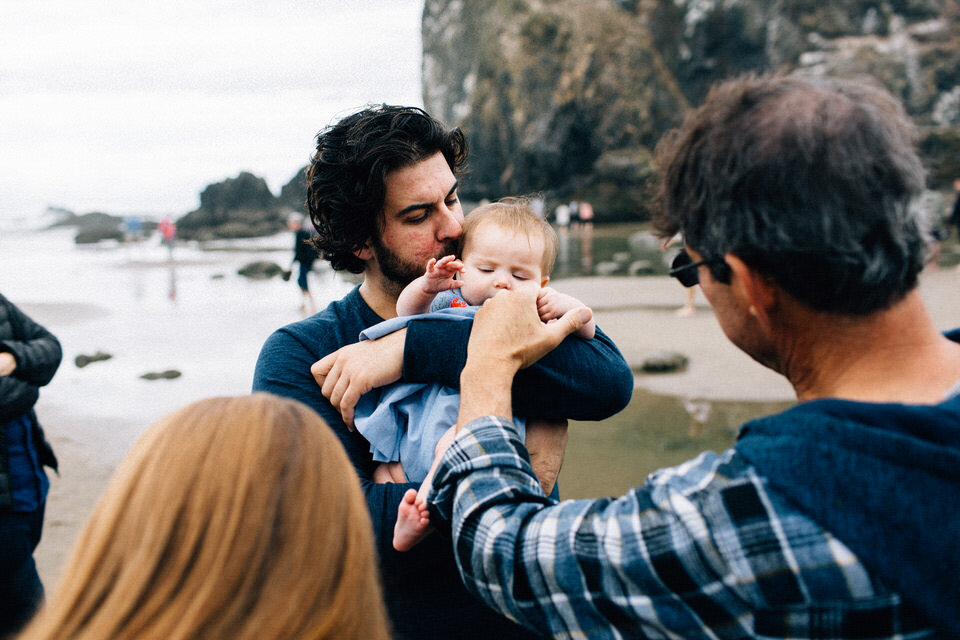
{"left": 371, "top": 235, "right": 458, "bottom": 297}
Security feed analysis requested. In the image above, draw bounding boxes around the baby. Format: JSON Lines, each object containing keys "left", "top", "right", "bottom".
{"left": 388, "top": 198, "right": 595, "bottom": 551}
{"left": 396, "top": 202, "right": 596, "bottom": 339}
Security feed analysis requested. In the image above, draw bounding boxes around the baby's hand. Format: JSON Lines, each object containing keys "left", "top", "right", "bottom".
{"left": 537, "top": 287, "right": 596, "bottom": 339}
{"left": 423, "top": 255, "right": 463, "bottom": 294}
{"left": 537, "top": 287, "right": 577, "bottom": 321}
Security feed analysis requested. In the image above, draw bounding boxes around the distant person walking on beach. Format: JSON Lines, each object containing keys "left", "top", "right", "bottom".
{"left": 157, "top": 215, "right": 177, "bottom": 259}
{"left": 948, "top": 177, "right": 960, "bottom": 237}
{"left": 123, "top": 216, "right": 143, "bottom": 244}
{"left": 19, "top": 395, "right": 390, "bottom": 640}
{"left": 577, "top": 199, "right": 594, "bottom": 230}
{"left": 253, "top": 104, "right": 631, "bottom": 639}
{"left": 553, "top": 201, "right": 571, "bottom": 228}
{"left": 287, "top": 212, "right": 318, "bottom": 315}
{"left": 661, "top": 232, "right": 697, "bottom": 317}
{"left": 0, "top": 293, "right": 62, "bottom": 637}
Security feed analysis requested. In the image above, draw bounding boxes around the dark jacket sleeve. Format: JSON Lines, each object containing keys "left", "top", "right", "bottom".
{"left": 0, "top": 297, "right": 62, "bottom": 387}
{"left": 403, "top": 319, "right": 632, "bottom": 421}
{"left": 0, "top": 295, "right": 63, "bottom": 422}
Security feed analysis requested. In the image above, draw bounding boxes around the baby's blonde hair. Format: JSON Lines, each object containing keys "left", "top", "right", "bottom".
{"left": 460, "top": 197, "right": 559, "bottom": 276}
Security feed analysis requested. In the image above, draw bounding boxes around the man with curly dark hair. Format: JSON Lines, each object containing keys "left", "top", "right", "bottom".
{"left": 253, "top": 104, "right": 633, "bottom": 639}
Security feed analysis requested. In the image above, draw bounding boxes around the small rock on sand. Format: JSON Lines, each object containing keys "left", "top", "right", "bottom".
{"left": 139, "top": 369, "right": 182, "bottom": 380}
{"left": 74, "top": 351, "right": 112, "bottom": 368}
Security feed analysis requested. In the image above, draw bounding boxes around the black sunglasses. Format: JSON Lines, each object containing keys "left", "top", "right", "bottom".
{"left": 669, "top": 249, "right": 724, "bottom": 287}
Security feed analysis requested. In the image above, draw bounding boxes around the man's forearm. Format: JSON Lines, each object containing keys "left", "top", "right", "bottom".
{"left": 457, "top": 361, "right": 516, "bottom": 427}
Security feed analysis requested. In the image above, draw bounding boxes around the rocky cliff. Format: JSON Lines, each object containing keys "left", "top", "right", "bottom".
{"left": 177, "top": 171, "right": 286, "bottom": 240}
{"left": 422, "top": 0, "right": 960, "bottom": 221}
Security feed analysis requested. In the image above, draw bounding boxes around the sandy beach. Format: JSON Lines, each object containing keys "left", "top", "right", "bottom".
{"left": 24, "top": 262, "right": 960, "bottom": 588}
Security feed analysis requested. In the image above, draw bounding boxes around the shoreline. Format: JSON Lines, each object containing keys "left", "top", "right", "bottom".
{"left": 569, "top": 269, "right": 959, "bottom": 401}
{"left": 29, "top": 268, "right": 960, "bottom": 591}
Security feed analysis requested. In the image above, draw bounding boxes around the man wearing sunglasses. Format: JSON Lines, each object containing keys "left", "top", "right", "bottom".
{"left": 422, "top": 74, "right": 960, "bottom": 638}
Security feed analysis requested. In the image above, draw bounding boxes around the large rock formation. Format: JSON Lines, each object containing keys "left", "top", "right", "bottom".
{"left": 177, "top": 172, "right": 286, "bottom": 240}
{"left": 47, "top": 210, "right": 140, "bottom": 244}
{"left": 279, "top": 166, "right": 309, "bottom": 213}
{"left": 422, "top": 0, "right": 960, "bottom": 221}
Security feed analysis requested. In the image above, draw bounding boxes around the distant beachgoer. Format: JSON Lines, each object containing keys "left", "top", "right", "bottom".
{"left": 287, "top": 212, "right": 318, "bottom": 315}
{"left": 529, "top": 195, "right": 545, "bottom": 219}
{"left": 18, "top": 395, "right": 390, "bottom": 640}
{"left": 157, "top": 215, "right": 177, "bottom": 258}
{"left": 0, "top": 293, "right": 62, "bottom": 637}
{"left": 949, "top": 178, "right": 960, "bottom": 236}
{"left": 578, "top": 200, "right": 594, "bottom": 229}
{"left": 123, "top": 216, "right": 143, "bottom": 243}
{"left": 661, "top": 232, "right": 697, "bottom": 317}
{"left": 554, "top": 202, "right": 571, "bottom": 228}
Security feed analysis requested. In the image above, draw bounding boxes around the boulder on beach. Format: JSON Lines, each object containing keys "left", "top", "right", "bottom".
{"left": 140, "top": 369, "right": 182, "bottom": 380}
{"left": 74, "top": 351, "right": 113, "bottom": 368}
{"left": 48, "top": 211, "right": 126, "bottom": 245}
{"left": 49, "top": 211, "right": 124, "bottom": 231}
{"left": 176, "top": 172, "right": 287, "bottom": 240}
{"left": 74, "top": 226, "right": 125, "bottom": 244}
{"left": 237, "top": 261, "right": 284, "bottom": 280}
{"left": 640, "top": 350, "right": 689, "bottom": 373}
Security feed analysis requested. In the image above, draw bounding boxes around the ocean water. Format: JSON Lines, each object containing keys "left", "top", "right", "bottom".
{"left": 1, "top": 223, "right": 792, "bottom": 476}
{"left": 4, "top": 223, "right": 800, "bottom": 584}
{"left": 1, "top": 226, "right": 354, "bottom": 464}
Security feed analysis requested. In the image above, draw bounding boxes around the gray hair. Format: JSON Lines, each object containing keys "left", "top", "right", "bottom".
{"left": 654, "top": 73, "right": 927, "bottom": 315}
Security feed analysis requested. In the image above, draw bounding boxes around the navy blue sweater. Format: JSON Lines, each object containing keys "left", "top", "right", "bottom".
{"left": 737, "top": 329, "right": 960, "bottom": 636}
{"left": 253, "top": 285, "right": 633, "bottom": 639}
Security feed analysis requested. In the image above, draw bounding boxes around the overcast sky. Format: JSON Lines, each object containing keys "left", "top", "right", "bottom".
{"left": 0, "top": 0, "right": 424, "bottom": 220}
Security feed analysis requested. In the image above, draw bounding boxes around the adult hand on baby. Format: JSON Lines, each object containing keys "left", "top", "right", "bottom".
{"left": 458, "top": 289, "right": 592, "bottom": 427}
{"left": 422, "top": 255, "right": 463, "bottom": 294}
{"left": 312, "top": 329, "right": 406, "bottom": 428}
{"left": 469, "top": 288, "right": 591, "bottom": 372}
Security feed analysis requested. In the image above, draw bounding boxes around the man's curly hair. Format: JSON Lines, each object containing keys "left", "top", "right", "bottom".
{"left": 305, "top": 105, "right": 468, "bottom": 273}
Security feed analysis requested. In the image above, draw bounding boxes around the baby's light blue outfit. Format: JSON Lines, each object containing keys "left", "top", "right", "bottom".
{"left": 353, "top": 299, "right": 526, "bottom": 483}
{"left": 428, "top": 289, "right": 469, "bottom": 311}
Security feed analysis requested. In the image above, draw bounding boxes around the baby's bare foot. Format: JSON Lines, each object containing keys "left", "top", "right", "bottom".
{"left": 393, "top": 488, "right": 431, "bottom": 551}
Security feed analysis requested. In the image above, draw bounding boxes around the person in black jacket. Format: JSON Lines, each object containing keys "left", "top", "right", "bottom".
{"left": 0, "top": 293, "right": 61, "bottom": 637}
{"left": 287, "top": 212, "right": 318, "bottom": 315}
{"left": 949, "top": 178, "right": 960, "bottom": 236}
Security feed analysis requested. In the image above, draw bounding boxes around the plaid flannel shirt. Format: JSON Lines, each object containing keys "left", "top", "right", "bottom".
{"left": 428, "top": 416, "right": 935, "bottom": 639}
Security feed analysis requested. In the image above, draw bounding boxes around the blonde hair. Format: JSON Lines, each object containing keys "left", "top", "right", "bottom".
{"left": 20, "top": 394, "right": 390, "bottom": 640}
{"left": 460, "top": 197, "right": 559, "bottom": 276}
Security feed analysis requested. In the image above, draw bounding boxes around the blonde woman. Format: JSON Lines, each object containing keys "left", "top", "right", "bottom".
{"left": 19, "top": 394, "right": 390, "bottom": 640}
